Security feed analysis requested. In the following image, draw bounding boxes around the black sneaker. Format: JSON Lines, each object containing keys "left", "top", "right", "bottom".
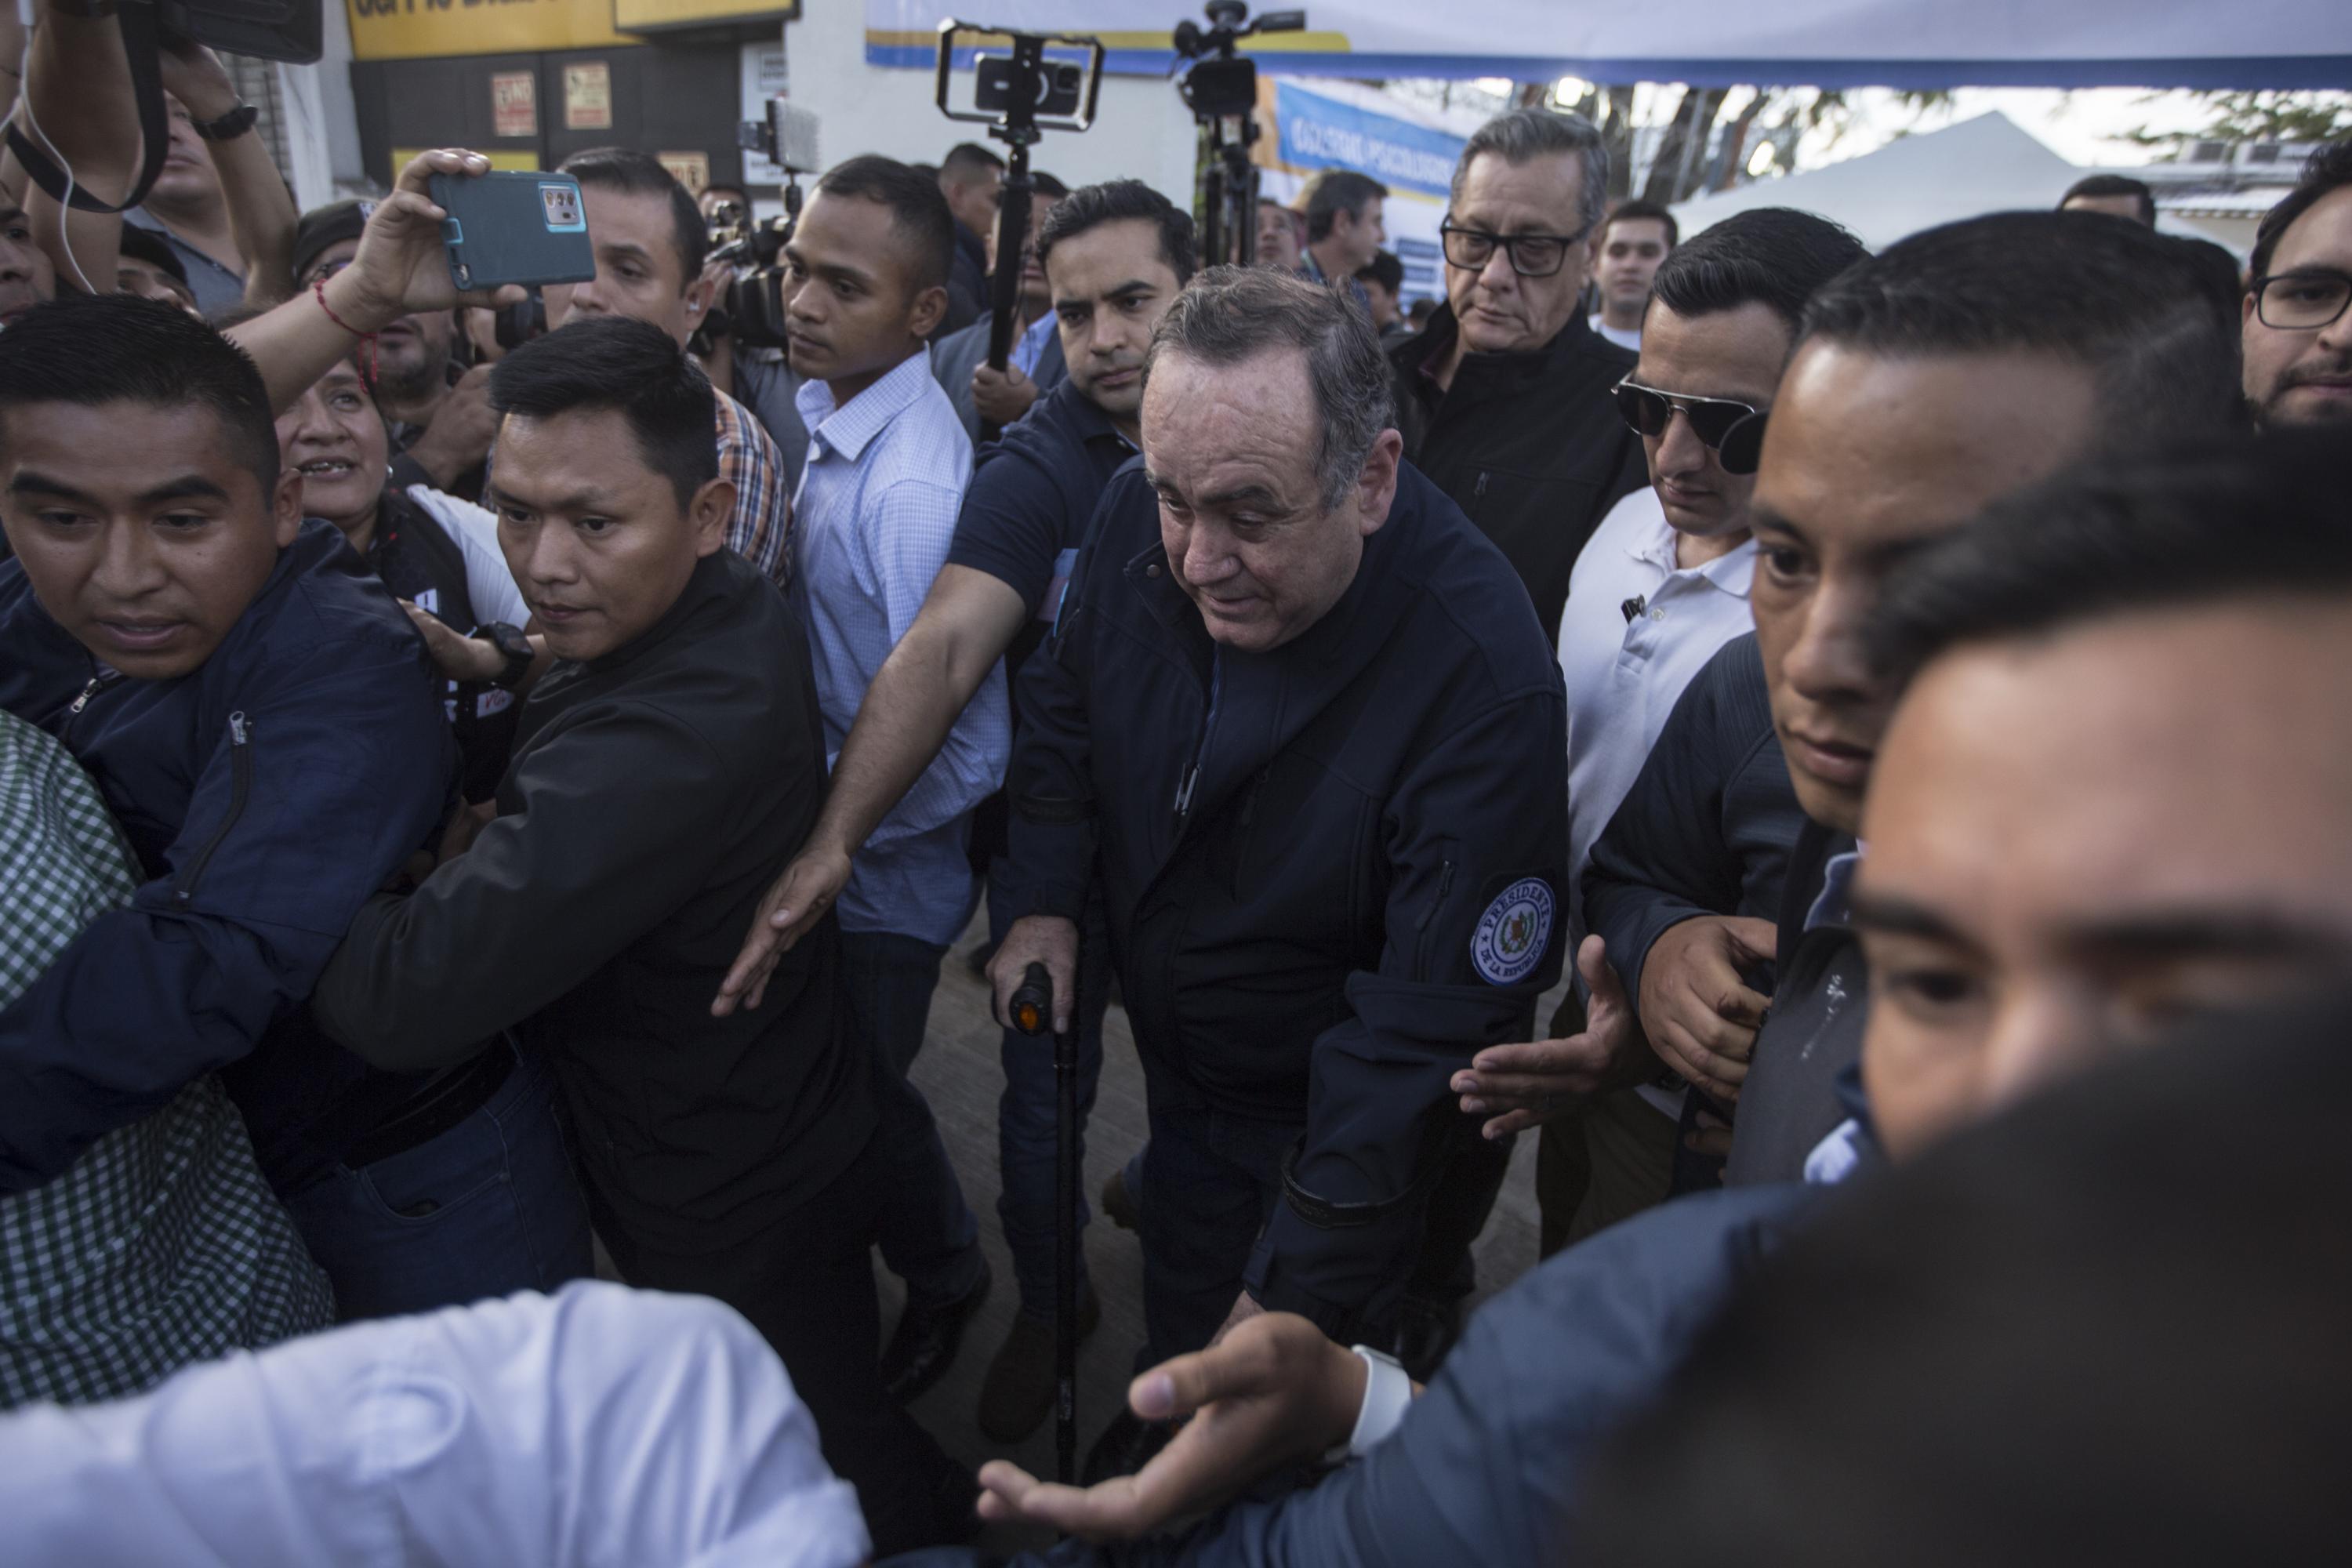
{"left": 881, "top": 1255, "right": 993, "bottom": 1403}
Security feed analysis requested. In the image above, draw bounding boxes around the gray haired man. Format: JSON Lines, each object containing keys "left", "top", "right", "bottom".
{"left": 986, "top": 267, "right": 1569, "bottom": 1480}
{"left": 1394, "top": 108, "right": 1648, "bottom": 643}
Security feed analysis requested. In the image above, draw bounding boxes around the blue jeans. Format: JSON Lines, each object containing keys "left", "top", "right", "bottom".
{"left": 988, "top": 876, "right": 1112, "bottom": 1318}
{"left": 281, "top": 1040, "right": 593, "bottom": 1319}
{"left": 839, "top": 930, "right": 984, "bottom": 1310}
{"left": 1136, "top": 1073, "right": 1302, "bottom": 1367}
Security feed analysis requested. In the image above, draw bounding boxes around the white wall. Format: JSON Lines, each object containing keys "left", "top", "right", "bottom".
{"left": 777, "top": 5, "right": 1201, "bottom": 203}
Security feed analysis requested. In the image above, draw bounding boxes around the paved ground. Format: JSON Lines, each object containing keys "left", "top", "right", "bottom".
{"left": 882, "top": 914, "right": 1556, "bottom": 1554}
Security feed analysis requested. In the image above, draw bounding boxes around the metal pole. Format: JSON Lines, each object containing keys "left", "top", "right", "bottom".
{"left": 1012, "top": 959, "right": 1080, "bottom": 1486}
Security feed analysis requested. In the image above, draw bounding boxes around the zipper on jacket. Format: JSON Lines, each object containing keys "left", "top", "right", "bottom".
{"left": 62, "top": 669, "right": 125, "bottom": 742}
{"left": 173, "top": 711, "right": 252, "bottom": 906}
{"left": 1474, "top": 470, "right": 1490, "bottom": 498}
{"left": 1171, "top": 652, "right": 1224, "bottom": 831}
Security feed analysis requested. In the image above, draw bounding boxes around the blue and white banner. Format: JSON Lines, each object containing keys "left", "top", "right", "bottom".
{"left": 866, "top": 2, "right": 2350, "bottom": 89}
{"left": 1273, "top": 81, "right": 1462, "bottom": 200}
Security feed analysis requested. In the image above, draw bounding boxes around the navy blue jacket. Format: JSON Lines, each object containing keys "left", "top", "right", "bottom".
{"left": 1005, "top": 460, "right": 1569, "bottom": 1338}
{"left": 0, "top": 521, "right": 454, "bottom": 1192}
{"left": 1581, "top": 633, "right": 1805, "bottom": 1003}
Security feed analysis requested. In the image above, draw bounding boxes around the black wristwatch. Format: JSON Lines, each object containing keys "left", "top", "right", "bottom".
{"left": 478, "top": 622, "right": 535, "bottom": 690}
{"left": 192, "top": 103, "right": 261, "bottom": 143}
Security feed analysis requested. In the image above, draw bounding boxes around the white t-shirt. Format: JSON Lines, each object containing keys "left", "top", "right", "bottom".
{"left": 0, "top": 1282, "right": 870, "bottom": 1568}
{"left": 1589, "top": 312, "right": 1642, "bottom": 352}
{"left": 404, "top": 484, "right": 531, "bottom": 630}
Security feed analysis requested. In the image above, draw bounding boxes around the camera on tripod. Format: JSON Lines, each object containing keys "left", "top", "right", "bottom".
{"left": 1173, "top": 2, "right": 1304, "bottom": 118}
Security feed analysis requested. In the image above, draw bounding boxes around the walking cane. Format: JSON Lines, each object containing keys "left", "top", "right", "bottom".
{"left": 1011, "top": 960, "right": 1079, "bottom": 1485}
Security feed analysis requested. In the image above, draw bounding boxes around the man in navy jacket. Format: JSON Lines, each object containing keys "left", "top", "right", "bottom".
{"left": 0, "top": 295, "right": 588, "bottom": 1316}
{"left": 989, "top": 267, "right": 1568, "bottom": 1479}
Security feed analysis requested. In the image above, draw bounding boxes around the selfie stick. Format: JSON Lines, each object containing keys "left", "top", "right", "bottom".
{"left": 1011, "top": 959, "right": 1079, "bottom": 1486}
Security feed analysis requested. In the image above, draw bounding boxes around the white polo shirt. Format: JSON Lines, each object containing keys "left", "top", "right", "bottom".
{"left": 1558, "top": 485, "right": 1759, "bottom": 942}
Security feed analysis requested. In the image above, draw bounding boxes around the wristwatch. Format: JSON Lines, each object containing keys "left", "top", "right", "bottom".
{"left": 192, "top": 103, "right": 261, "bottom": 143}
{"left": 477, "top": 622, "right": 535, "bottom": 690}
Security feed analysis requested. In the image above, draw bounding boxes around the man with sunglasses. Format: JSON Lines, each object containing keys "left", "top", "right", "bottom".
{"left": 1389, "top": 109, "right": 1647, "bottom": 645}
{"left": 2242, "top": 140, "right": 2351, "bottom": 430}
{"left": 1509, "top": 210, "right": 1866, "bottom": 1256}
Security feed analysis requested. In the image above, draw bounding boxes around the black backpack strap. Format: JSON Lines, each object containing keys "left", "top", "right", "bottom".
{"left": 6, "top": 5, "right": 172, "bottom": 215}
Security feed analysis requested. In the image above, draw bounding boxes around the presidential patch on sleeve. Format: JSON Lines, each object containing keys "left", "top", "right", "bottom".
{"left": 1471, "top": 877, "right": 1555, "bottom": 986}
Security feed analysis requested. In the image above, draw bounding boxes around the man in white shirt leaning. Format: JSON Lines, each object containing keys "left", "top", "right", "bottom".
{"left": 1528, "top": 209, "right": 1870, "bottom": 1251}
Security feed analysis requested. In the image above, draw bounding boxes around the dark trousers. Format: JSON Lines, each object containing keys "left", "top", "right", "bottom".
{"left": 593, "top": 1129, "right": 966, "bottom": 1558}
{"left": 1135, "top": 1074, "right": 1304, "bottom": 1367}
{"left": 840, "top": 929, "right": 984, "bottom": 1311}
{"left": 986, "top": 877, "right": 1113, "bottom": 1319}
{"left": 282, "top": 1040, "right": 593, "bottom": 1319}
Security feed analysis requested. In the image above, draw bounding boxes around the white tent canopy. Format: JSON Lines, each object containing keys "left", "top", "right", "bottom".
{"left": 1671, "top": 111, "right": 2082, "bottom": 251}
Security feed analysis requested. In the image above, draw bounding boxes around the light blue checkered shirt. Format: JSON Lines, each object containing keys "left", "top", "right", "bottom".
{"left": 790, "top": 350, "right": 1007, "bottom": 945}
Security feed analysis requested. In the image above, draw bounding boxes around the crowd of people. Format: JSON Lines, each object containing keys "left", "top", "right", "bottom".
{"left": 1, "top": 2, "right": 2348, "bottom": 1561}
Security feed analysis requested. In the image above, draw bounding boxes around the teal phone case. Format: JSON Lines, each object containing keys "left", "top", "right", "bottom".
{"left": 429, "top": 172, "right": 597, "bottom": 292}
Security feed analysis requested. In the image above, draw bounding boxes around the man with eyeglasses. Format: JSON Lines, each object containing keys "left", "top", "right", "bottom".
{"left": 1389, "top": 109, "right": 1648, "bottom": 645}
{"left": 2243, "top": 140, "right": 2351, "bottom": 430}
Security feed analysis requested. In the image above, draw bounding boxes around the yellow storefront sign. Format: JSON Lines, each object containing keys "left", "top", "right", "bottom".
{"left": 614, "top": 0, "right": 797, "bottom": 33}
{"left": 347, "top": 0, "right": 636, "bottom": 64}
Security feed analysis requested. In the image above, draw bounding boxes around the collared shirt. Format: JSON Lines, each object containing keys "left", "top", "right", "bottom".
{"left": 1298, "top": 249, "right": 1374, "bottom": 315}
{"left": 0, "top": 1281, "right": 870, "bottom": 1568}
{"left": 1011, "top": 310, "right": 1058, "bottom": 378}
{"left": 715, "top": 387, "right": 793, "bottom": 588}
{"left": 791, "top": 351, "right": 1006, "bottom": 944}
{"left": 1558, "top": 485, "right": 1758, "bottom": 938}
{"left": 125, "top": 209, "right": 243, "bottom": 315}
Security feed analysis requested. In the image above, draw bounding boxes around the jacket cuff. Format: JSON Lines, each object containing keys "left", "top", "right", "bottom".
{"left": 1601, "top": 903, "right": 1712, "bottom": 1004}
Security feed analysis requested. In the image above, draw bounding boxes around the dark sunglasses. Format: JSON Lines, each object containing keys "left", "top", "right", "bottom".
{"left": 1611, "top": 376, "right": 1769, "bottom": 475}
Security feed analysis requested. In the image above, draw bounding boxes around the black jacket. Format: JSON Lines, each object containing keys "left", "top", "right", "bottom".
{"left": 314, "top": 550, "right": 872, "bottom": 1253}
{"left": 1006, "top": 460, "right": 1569, "bottom": 1340}
{"left": 1723, "top": 819, "right": 1865, "bottom": 1188}
{"left": 1390, "top": 303, "right": 1646, "bottom": 643}
{"left": 0, "top": 521, "right": 453, "bottom": 1194}
{"left": 1581, "top": 634, "right": 1806, "bottom": 1004}
{"left": 942, "top": 220, "right": 989, "bottom": 339}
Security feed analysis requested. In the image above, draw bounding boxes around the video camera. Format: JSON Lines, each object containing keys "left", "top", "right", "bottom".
{"left": 1170, "top": 3, "right": 1306, "bottom": 270}
{"left": 702, "top": 100, "right": 823, "bottom": 352}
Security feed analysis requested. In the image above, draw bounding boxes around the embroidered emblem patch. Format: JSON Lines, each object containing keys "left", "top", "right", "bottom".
{"left": 1471, "top": 877, "right": 1554, "bottom": 986}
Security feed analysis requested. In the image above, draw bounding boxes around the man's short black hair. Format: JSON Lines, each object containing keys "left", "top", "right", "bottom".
{"left": 1356, "top": 249, "right": 1405, "bottom": 295}
{"left": 815, "top": 154, "right": 956, "bottom": 297}
{"left": 1605, "top": 198, "right": 1680, "bottom": 249}
{"left": 1038, "top": 179, "right": 1196, "bottom": 289}
{"left": 1798, "top": 210, "right": 2245, "bottom": 452}
{"left": 2252, "top": 139, "right": 2352, "bottom": 280}
{"left": 1032, "top": 172, "right": 1070, "bottom": 201}
{"left": 0, "top": 293, "right": 278, "bottom": 489}
{"left": 488, "top": 316, "right": 717, "bottom": 510}
{"left": 560, "top": 147, "right": 709, "bottom": 284}
{"left": 1299, "top": 169, "right": 1388, "bottom": 243}
{"left": 1867, "top": 430, "right": 2349, "bottom": 691}
{"left": 940, "top": 142, "right": 1006, "bottom": 183}
{"left": 2060, "top": 172, "right": 2158, "bottom": 226}
{"left": 117, "top": 223, "right": 191, "bottom": 289}
{"left": 1650, "top": 207, "right": 1867, "bottom": 336}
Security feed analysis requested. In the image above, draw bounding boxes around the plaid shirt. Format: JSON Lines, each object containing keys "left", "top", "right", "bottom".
{"left": 1, "top": 712, "right": 332, "bottom": 1410}
{"left": 717, "top": 388, "right": 793, "bottom": 588}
